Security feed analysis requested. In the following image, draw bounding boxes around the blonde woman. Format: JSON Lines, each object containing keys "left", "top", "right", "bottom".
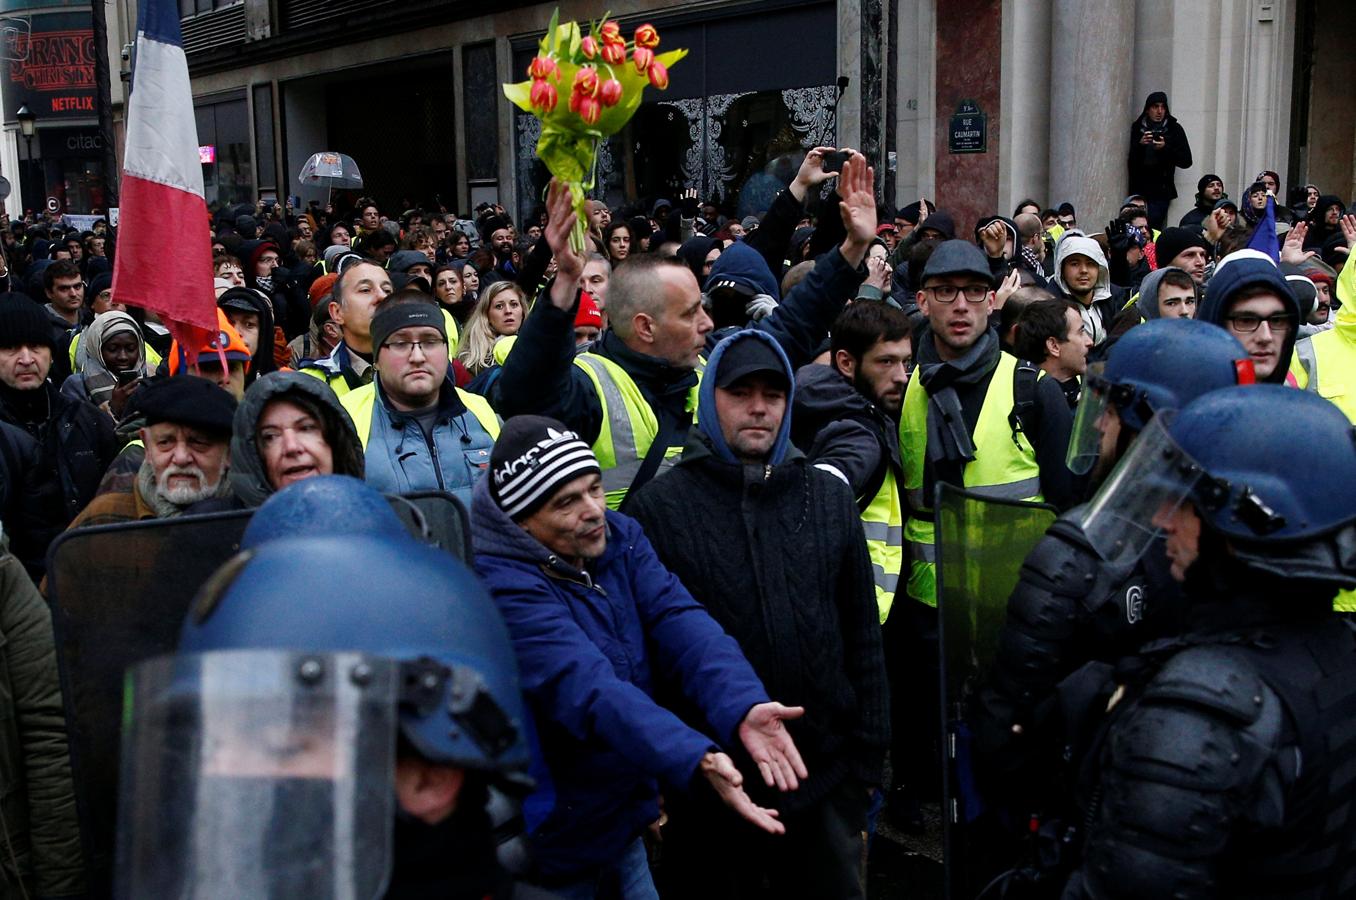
{"left": 455, "top": 281, "right": 525, "bottom": 375}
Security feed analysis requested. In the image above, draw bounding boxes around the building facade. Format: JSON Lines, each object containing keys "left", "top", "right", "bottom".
{"left": 5, "top": 0, "right": 1348, "bottom": 231}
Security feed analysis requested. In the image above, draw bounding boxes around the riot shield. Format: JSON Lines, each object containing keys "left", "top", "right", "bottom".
{"left": 48, "top": 490, "right": 471, "bottom": 896}
{"left": 934, "top": 483, "right": 1056, "bottom": 900}
{"left": 387, "top": 490, "right": 472, "bottom": 562}
{"left": 46, "top": 510, "right": 253, "bottom": 897}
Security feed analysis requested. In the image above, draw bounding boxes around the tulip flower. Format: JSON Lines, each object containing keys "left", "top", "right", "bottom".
{"left": 647, "top": 60, "right": 669, "bottom": 90}
{"left": 633, "top": 47, "right": 654, "bottom": 74}
{"left": 599, "top": 79, "right": 623, "bottom": 107}
{"left": 634, "top": 24, "right": 660, "bottom": 48}
{"left": 576, "top": 95, "right": 601, "bottom": 126}
{"left": 573, "top": 66, "right": 600, "bottom": 98}
{"left": 580, "top": 35, "right": 598, "bottom": 59}
{"left": 527, "top": 55, "right": 559, "bottom": 82}
{"left": 530, "top": 79, "right": 558, "bottom": 112}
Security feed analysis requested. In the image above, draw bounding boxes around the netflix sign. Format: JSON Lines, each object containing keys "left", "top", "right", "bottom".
{"left": 4, "top": 11, "right": 96, "bottom": 121}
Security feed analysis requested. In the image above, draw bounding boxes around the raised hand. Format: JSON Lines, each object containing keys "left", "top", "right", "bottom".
{"left": 837, "top": 153, "right": 877, "bottom": 267}
{"left": 545, "top": 179, "right": 586, "bottom": 310}
{"left": 790, "top": 146, "right": 841, "bottom": 202}
{"left": 738, "top": 701, "right": 808, "bottom": 792}
{"left": 1281, "top": 222, "right": 1315, "bottom": 265}
{"left": 994, "top": 268, "right": 1022, "bottom": 310}
{"left": 980, "top": 220, "right": 1009, "bottom": 258}
{"left": 1341, "top": 213, "right": 1356, "bottom": 249}
{"left": 700, "top": 751, "right": 785, "bottom": 835}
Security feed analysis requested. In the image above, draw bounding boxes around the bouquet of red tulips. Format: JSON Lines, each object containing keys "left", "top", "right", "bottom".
{"left": 504, "top": 9, "right": 686, "bottom": 251}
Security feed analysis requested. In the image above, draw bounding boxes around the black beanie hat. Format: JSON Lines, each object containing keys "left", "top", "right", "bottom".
{"left": 370, "top": 299, "right": 446, "bottom": 357}
{"left": 1154, "top": 227, "right": 1210, "bottom": 267}
{"left": 1197, "top": 173, "right": 1223, "bottom": 193}
{"left": 490, "top": 415, "right": 601, "bottom": 521}
{"left": 0, "top": 296, "right": 56, "bottom": 351}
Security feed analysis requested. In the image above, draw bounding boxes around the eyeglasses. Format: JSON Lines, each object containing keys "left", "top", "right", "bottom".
{"left": 1225, "top": 313, "right": 1291, "bottom": 334}
{"left": 1057, "top": 218, "right": 1075, "bottom": 227}
{"left": 381, "top": 337, "right": 448, "bottom": 355}
{"left": 926, "top": 284, "right": 991, "bottom": 304}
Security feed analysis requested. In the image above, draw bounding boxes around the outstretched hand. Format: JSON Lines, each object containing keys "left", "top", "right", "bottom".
{"left": 1281, "top": 222, "right": 1315, "bottom": 265}
{"left": 545, "top": 179, "right": 586, "bottom": 311}
{"left": 700, "top": 752, "right": 785, "bottom": 834}
{"left": 837, "top": 153, "right": 877, "bottom": 268}
{"left": 738, "top": 701, "right": 808, "bottom": 792}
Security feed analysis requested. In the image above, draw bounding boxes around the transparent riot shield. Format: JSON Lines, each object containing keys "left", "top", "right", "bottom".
{"left": 934, "top": 483, "right": 1057, "bottom": 900}
{"left": 116, "top": 650, "right": 397, "bottom": 900}
{"left": 45, "top": 510, "right": 253, "bottom": 897}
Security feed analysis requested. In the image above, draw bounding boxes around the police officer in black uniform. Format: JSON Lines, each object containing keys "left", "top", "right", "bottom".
{"left": 1063, "top": 384, "right": 1356, "bottom": 899}
{"left": 972, "top": 319, "right": 1254, "bottom": 793}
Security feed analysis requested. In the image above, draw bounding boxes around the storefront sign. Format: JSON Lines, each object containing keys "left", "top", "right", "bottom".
{"left": 4, "top": 10, "right": 96, "bottom": 121}
{"left": 948, "top": 100, "right": 987, "bottom": 154}
{"left": 38, "top": 124, "right": 101, "bottom": 157}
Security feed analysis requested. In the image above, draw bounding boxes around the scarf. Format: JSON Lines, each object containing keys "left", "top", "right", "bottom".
{"left": 916, "top": 327, "right": 1000, "bottom": 470}
{"left": 75, "top": 310, "right": 145, "bottom": 406}
{"left": 135, "top": 455, "right": 232, "bottom": 518}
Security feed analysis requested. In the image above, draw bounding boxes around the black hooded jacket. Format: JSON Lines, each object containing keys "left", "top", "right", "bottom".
{"left": 1127, "top": 92, "right": 1193, "bottom": 201}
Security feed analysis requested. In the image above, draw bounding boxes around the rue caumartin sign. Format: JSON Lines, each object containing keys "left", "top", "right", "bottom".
{"left": 949, "top": 100, "right": 986, "bottom": 154}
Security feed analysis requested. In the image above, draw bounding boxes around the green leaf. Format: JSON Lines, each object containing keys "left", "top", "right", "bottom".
{"left": 547, "top": 7, "right": 559, "bottom": 54}
{"left": 503, "top": 80, "right": 533, "bottom": 113}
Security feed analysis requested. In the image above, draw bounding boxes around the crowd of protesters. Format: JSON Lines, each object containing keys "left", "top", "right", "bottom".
{"left": 0, "top": 85, "right": 1353, "bottom": 898}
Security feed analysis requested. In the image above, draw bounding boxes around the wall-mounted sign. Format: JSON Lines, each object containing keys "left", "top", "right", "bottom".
{"left": 199, "top": 145, "right": 217, "bottom": 164}
{"left": 948, "top": 99, "right": 987, "bottom": 154}
{"left": 3, "top": 11, "right": 96, "bottom": 122}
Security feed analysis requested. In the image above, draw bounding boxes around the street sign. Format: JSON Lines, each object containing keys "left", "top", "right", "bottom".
{"left": 948, "top": 100, "right": 987, "bottom": 154}
{"left": 46, "top": 195, "right": 60, "bottom": 213}
{"left": 0, "top": 175, "right": 10, "bottom": 200}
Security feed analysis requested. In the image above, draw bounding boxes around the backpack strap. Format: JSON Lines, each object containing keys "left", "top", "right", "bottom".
{"left": 1008, "top": 358, "right": 1040, "bottom": 448}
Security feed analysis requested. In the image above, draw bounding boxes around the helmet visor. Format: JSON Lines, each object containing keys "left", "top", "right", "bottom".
{"left": 116, "top": 650, "right": 397, "bottom": 900}
{"left": 1078, "top": 412, "right": 1204, "bottom": 565}
{"left": 1066, "top": 362, "right": 1112, "bottom": 475}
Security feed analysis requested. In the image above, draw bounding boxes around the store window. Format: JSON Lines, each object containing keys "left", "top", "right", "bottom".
{"left": 512, "top": 1, "right": 836, "bottom": 224}
{"left": 195, "top": 96, "right": 253, "bottom": 212}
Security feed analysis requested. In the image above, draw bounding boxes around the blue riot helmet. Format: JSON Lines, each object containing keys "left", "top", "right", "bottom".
{"left": 1067, "top": 318, "right": 1254, "bottom": 475}
{"left": 116, "top": 481, "right": 529, "bottom": 898}
{"left": 240, "top": 474, "right": 404, "bottom": 548}
{"left": 1081, "top": 385, "right": 1356, "bottom": 582}
{"left": 182, "top": 529, "right": 531, "bottom": 778}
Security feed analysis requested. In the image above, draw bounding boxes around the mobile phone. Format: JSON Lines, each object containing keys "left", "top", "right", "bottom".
{"left": 821, "top": 150, "right": 850, "bottom": 173}
{"left": 115, "top": 369, "right": 139, "bottom": 385}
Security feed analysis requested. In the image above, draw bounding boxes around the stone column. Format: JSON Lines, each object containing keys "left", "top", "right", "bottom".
{"left": 1048, "top": 0, "right": 1134, "bottom": 227}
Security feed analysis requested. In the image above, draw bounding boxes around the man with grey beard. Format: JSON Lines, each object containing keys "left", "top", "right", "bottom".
{"left": 67, "top": 377, "right": 236, "bottom": 527}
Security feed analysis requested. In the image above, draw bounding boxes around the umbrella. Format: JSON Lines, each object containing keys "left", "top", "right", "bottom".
{"left": 297, "top": 151, "right": 363, "bottom": 189}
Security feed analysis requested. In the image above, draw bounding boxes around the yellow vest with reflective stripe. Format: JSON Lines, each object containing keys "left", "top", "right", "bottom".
{"left": 861, "top": 467, "right": 904, "bottom": 623}
{"left": 340, "top": 381, "right": 500, "bottom": 448}
{"left": 1288, "top": 323, "right": 1356, "bottom": 613}
{"left": 1290, "top": 331, "right": 1356, "bottom": 425}
{"left": 899, "top": 352, "right": 1043, "bottom": 607}
{"left": 572, "top": 352, "right": 701, "bottom": 510}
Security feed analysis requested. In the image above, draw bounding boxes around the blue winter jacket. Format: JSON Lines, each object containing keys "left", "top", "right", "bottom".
{"left": 470, "top": 476, "right": 769, "bottom": 879}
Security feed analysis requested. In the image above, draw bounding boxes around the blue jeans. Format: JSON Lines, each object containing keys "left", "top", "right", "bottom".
{"left": 547, "top": 838, "right": 659, "bottom": 900}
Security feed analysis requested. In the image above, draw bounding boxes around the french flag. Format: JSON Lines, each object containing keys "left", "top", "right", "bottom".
{"left": 110, "top": 0, "right": 217, "bottom": 359}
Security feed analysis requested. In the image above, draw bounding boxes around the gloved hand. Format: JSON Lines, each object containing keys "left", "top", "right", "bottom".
{"left": 745, "top": 294, "right": 778, "bottom": 322}
{"left": 680, "top": 187, "right": 700, "bottom": 220}
{"left": 1105, "top": 219, "right": 1131, "bottom": 254}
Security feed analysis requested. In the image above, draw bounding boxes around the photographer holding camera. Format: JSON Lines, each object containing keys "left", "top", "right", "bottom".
{"left": 1127, "top": 91, "right": 1193, "bottom": 229}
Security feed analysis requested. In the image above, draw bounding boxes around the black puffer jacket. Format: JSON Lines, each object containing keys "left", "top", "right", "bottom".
{"left": 0, "top": 419, "right": 64, "bottom": 580}
{"left": 0, "top": 382, "right": 119, "bottom": 526}
{"left": 627, "top": 331, "right": 889, "bottom": 810}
